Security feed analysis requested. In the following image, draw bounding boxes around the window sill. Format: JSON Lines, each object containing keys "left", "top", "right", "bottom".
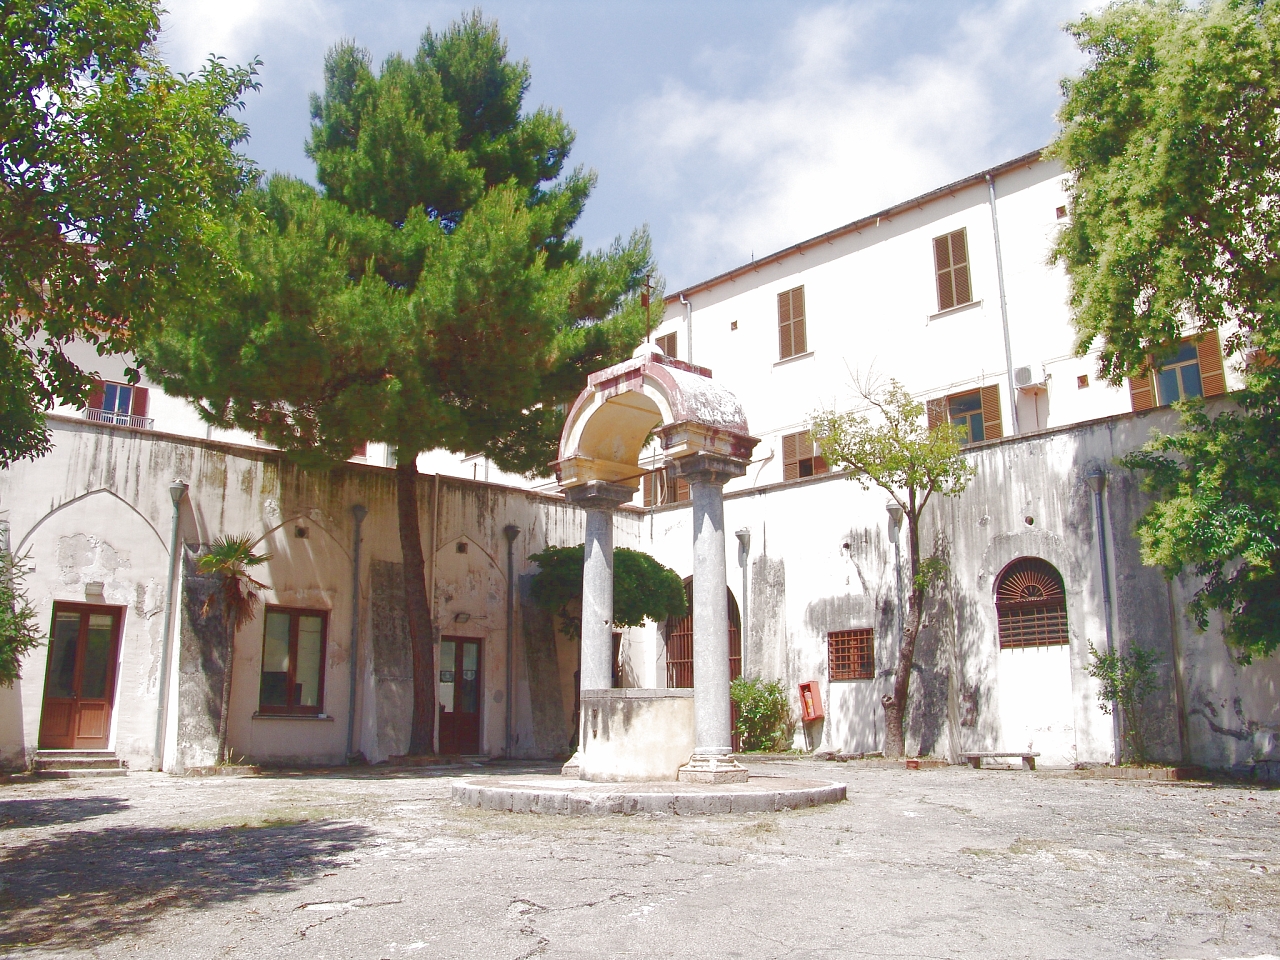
{"left": 928, "top": 299, "right": 982, "bottom": 322}
{"left": 773, "top": 350, "right": 814, "bottom": 368}
{"left": 251, "top": 712, "right": 334, "bottom": 721}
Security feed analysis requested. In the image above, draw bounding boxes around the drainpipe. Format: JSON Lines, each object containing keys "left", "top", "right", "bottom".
{"left": 345, "top": 504, "right": 367, "bottom": 762}
{"left": 680, "top": 293, "right": 693, "bottom": 366}
{"left": 1085, "top": 468, "right": 1122, "bottom": 765}
{"left": 985, "top": 173, "right": 1020, "bottom": 436}
{"left": 735, "top": 528, "right": 751, "bottom": 674}
{"left": 154, "top": 479, "right": 188, "bottom": 772}
{"left": 503, "top": 524, "right": 520, "bottom": 757}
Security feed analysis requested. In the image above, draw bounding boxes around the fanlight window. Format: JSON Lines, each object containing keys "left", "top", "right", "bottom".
{"left": 995, "top": 558, "right": 1069, "bottom": 649}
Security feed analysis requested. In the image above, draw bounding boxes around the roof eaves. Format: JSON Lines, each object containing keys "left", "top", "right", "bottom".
{"left": 664, "top": 147, "right": 1046, "bottom": 304}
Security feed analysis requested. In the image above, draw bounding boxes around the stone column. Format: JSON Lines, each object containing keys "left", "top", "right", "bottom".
{"left": 560, "top": 480, "right": 633, "bottom": 777}
{"left": 674, "top": 453, "right": 749, "bottom": 783}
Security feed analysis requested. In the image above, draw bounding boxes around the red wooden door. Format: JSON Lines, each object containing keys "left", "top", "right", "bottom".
{"left": 39, "top": 605, "right": 122, "bottom": 749}
{"left": 438, "top": 637, "right": 482, "bottom": 755}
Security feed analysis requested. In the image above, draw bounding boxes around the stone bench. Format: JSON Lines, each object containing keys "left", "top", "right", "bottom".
{"left": 963, "top": 751, "right": 1040, "bottom": 771}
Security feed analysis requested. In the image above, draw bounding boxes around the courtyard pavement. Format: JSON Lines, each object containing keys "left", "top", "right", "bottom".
{"left": 0, "top": 758, "right": 1277, "bottom": 959}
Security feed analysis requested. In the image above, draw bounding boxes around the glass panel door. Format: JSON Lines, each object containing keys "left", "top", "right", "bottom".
{"left": 39, "top": 605, "right": 122, "bottom": 749}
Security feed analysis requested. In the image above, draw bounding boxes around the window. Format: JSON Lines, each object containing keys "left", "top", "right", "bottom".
{"left": 1056, "top": 205, "right": 1068, "bottom": 220}
{"left": 642, "top": 467, "right": 690, "bottom": 506}
{"left": 777, "top": 285, "right": 807, "bottom": 360}
{"left": 782, "top": 431, "right": 828, "bottom": 481}
{"left": 655, "top": 331, "right": 677, "bottom": 358}
{"left": 829, "top": 629, "right": 874, "bottom": 680}
{"left": 1077, "top": 374, "right": 1090, "bottom": 389}
{"left": 84, "top": 379, "right": 150, "bottom": 427}
{"left": 926, "top": 385, "right": 1003, "bottom": 445}
{"left": 1128, "top": 330, "right": 1226, "bottom": 412}
{"left": 933, "top": 228, "right": 972, "bottom": 312}
{"left": 259, "top": 608, "right": 327, "bottom": 715}
{"left": 995, "top": 558, "right": 1069, "bottom": 649}
{"left": 350, "top": 441, "right": 368, "bottom": 459}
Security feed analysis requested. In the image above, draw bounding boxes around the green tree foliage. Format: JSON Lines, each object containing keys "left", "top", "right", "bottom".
{"left": 198, "top": 535, "right": 270, "bottom": 764}
{"left": 1087, "top": 642, "right": 1161, "bottom": 764}
{"left": 1051, "top": 0, "right": 1280, "bottom": 660}
{"left": 812, "top": 378, "right": 972, "bottom": 758}
{"left": 729, "top": 677, "right": 792, "bottom": 752}
{"left": 144, "top": 14, "right": 654, "bottom": 753}
{"left": 0, "top": 0, "right": 258, "bottom": 465}
{"left": 0, "top": 544, "right": 43, "bottom": 687}
{"left": 527, "top": 544, "right": 687, "bottom": 638}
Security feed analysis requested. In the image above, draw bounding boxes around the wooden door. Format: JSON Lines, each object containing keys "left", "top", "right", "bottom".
{"left": 39, "top": 604, "right": 122, "bottom": 749}
{"left": 438, "top": 637, "right": 482, "bottom": 755}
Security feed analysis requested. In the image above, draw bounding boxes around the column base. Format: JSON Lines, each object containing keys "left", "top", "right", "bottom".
{"left": 678, "top": 753, "right": 748, "bottom": 784}
{"left": 560, "top": 751, "right": 582, "bottom": 779}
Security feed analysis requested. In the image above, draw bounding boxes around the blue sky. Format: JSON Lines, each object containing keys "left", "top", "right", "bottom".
{"left": 159, "top": 1, "right": 1099, "bottom": 291}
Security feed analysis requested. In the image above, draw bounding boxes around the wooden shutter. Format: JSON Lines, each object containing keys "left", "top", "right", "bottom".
{"left": 950, "top": 230, "right": 972, "bottom": 306}
{"left": 675, "top": 477, "right": 690, "bottom": 502}
{"left": 926, "top": 397, "right": 946, "bottom": 431}
{"left": 933, "top": 235, "right": 954, "bottom": 312}
{"left": 351, "top": 441, "right": 368, "bottom": 458}
{"left": 791, "top": 287, "right": 807, "bottom": 355}
{"left": 1196, "top": 329, "right": 1226, "bottom": 397}
{"left": 782, "top": 432, "right": 799, "bottom": 481}
{"left": 1128, "top": 370, "right": 1155, "bottom": 411}
{"left": 130, "top": 386, "right": 149, "bottom": 418}
{"left": 778, "top": 290, "right": 793, "bottom": 359}
{"left": 980, "top": 384, "right": 1003, "bottom": 440}
{"left": 86, "top": 379, "right": 104, "bottom": 411}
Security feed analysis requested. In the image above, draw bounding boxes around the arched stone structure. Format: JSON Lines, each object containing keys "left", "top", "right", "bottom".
{"left": 556, "top": 345, "right": 758, "bottom": 783}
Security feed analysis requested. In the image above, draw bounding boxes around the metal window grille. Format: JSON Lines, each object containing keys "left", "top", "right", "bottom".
{"left": 995, "top": 558, "right": 1069, "bottom": 648}
{"left": 828, "top": 628, "right": 874, "bottom": 680}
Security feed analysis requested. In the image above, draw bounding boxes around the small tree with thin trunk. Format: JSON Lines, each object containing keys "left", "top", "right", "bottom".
{"left": 198, "top": 534, "right": 270, "bottom": 764}
{"left": 812, "top": 379, "right": 972, "bottom": 758}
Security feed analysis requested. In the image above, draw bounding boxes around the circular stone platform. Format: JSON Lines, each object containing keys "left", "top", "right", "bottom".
{"left": 451, "top": 774, "right": 846, "bottom": 815}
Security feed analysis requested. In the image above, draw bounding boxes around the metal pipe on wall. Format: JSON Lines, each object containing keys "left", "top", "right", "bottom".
{"left": 153, "top": 480, "right": 187, "bottom": 771}
{"left": 985, "top": 173, "right": 1020, "bottom": 436}
{"left": 735, "top": 528, "right": 751, "bottom": 674}
{"left": 503, "top": 524, "right": 520, "bottom": 757}
{"left": 680, "top": 293, "right": 693, "bottom": 366}
{"left": 1086, "top": 468, "right": 1122, "bottom": 765}
{"left": 345, "top": 504, "right": 367, "bottom": 762}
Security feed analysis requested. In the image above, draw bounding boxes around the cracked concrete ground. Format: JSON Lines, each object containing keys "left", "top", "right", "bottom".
{"left": 0, "top": 759, "right": 1277, "bottom": 959}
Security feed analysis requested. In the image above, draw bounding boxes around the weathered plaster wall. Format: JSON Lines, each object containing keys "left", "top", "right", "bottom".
{"left": 635, "top": 402, "right": 1280, "bottom": 775}
{"left": 0, "top": 418, "right": 608, "bottom": 770}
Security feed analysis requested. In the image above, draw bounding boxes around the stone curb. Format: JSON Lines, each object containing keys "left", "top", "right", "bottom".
{"left": 451, "top": 778, "right": 847, "bottom": 815}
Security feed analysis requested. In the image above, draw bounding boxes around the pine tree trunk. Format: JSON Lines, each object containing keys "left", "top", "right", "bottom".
{"left": 216, "top": 619, "right": 234, "bottom": 764}
{"left": 397, "top": 456, "right": 437, "bottom": 755}
{"left": 882, "top": 509, "right": 925, "bottom": 759}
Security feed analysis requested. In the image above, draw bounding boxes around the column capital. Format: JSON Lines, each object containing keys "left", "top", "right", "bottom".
{"left": 563, "top": 480, "right": 635, "bottom": 510}
{"left": 671, "top": 452, "right": 748, "bottom": 487}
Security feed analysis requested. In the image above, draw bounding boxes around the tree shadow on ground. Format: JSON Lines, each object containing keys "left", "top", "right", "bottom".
{"left": 1, "top": 796, "right": 130, "bottom": 830}
{"left": 0, "top": 818, "right": 369, "bottom": 949}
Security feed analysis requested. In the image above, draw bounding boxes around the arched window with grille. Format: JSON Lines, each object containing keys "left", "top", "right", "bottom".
{"left": 995, "top": 558, "right": 1069, "bottom": 649}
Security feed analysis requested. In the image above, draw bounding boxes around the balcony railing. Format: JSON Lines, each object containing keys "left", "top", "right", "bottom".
{"left": 83, "top": 407, "right": 154, "bottom": 430}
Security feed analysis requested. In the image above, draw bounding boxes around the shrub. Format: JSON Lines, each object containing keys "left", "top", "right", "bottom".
{"left": 0, "top": 545, "right": 43, "bottom": 686}
{"left": 1087, "top": 642, "right": 1160, "bottom": 764}
{"left": 730, "top": 676, "right": 792, "bottom": 752}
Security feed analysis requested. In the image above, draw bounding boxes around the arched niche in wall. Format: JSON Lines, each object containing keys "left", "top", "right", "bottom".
{"left": 994, "top": 557, "right": 1069, "bottom": 650}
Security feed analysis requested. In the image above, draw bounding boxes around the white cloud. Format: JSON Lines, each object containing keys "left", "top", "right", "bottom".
{"left": 158, "top": 0, "right": 340, "bottom": 73}
{"left": 630, "top": 0, "right": 1094, "bottom": 286}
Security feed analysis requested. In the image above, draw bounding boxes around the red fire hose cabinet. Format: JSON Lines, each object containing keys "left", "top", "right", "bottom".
{"left": 798, "top": 680, "right": 824, "bottom": 722}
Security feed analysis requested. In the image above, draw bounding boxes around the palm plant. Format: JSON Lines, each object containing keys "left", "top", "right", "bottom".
{"left": 198, "top": 534, "right": 270, "bottom": 764}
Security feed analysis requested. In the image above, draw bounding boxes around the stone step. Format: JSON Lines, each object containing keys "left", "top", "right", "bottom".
{"left": 34, "top": 751, "right": 127, "bottom": 774}
{"left": 35, "top": 767, "right": 129, "bottom": 779}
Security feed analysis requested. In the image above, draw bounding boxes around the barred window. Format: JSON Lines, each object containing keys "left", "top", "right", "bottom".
{"left": 995, "top": 558, "right": 1068, "bottom": 649}
{"left": 829, "top": 629, "right": 874, "bottom": 680}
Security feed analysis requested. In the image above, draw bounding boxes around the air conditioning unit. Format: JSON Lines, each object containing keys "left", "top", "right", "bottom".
{"left": 1014, "top": 364, "right": 1047, "bottom": 388}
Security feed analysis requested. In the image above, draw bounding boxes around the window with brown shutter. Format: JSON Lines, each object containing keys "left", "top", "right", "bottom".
{"left": 83, "top": 379, "right": 153, "bottom": 429}
{"left": 929, "top": 386, "right": 1002, "bottom": 444}
{"left": 782, "top": 431, "right": 828, "bottom": 481}
{"left": 350, "top": 441, "right": 368, "bottom": 459}
{"left": 642, "top": 467, "right": 690, "bottom": 506}
{"left": 933, "top": 228, "right": 972, "bottom": 312}
{"left": 777, "top": 286, "right": 807, "bottom": 360}
{"left": 1129, "top": 331, "right": 1226, "bottom": 411}
{"left": 829, "top": 629, "right": 874, "bottom": 680}
{"left": 655, "top": 331, "right": 677, "bottom": 359}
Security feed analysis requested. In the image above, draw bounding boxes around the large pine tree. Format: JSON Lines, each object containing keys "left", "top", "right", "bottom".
{"left": 145, "top": 13, "right": 655, "bottom": 753}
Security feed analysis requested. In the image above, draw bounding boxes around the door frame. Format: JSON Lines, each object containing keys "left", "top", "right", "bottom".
{"left": 38, "top": 601, "right": 125, "bottom": 750}
{"left": 437, "top": 635, "right": 484, "bottom": 755}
